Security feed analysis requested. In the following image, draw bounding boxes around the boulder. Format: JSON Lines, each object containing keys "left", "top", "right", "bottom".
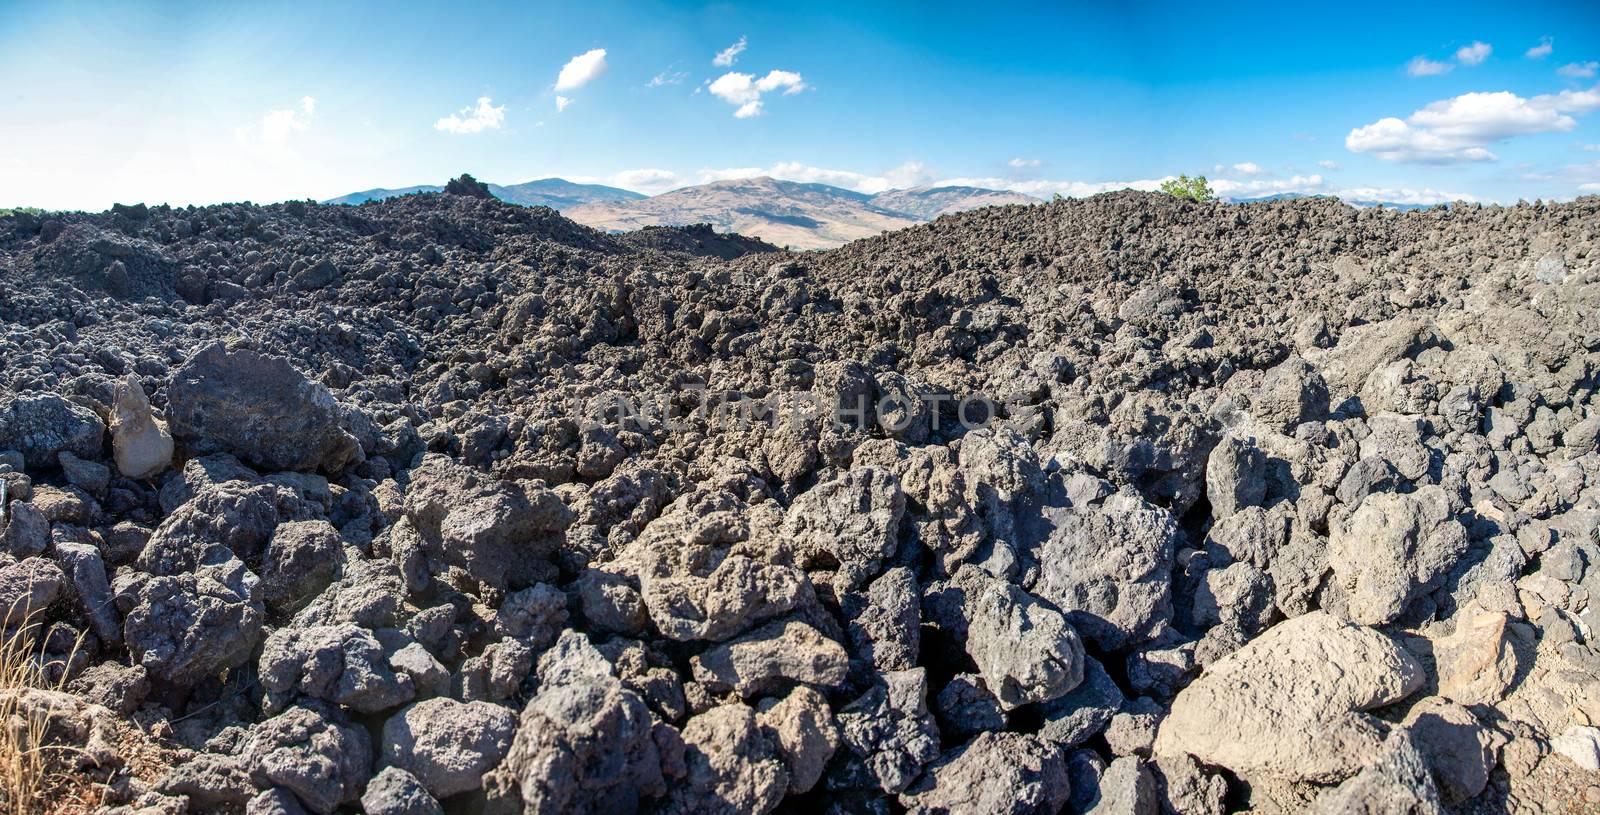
{"left": 110, "top": 374, "right": 173, "bottom": 479}
{"left": 259, "top": 624, "right": 415, "bottom": 714}
{"left": 167, "top": 343, "right": 361, "bottom": 473}
{"left": 780, "top": 466, "right": 905, "bottom": 590}
{"left": 242, "top": 704, "right": 372, "bottom": 814}
{"left": 484, "top": 676, "right": 666, "bottom": 814}
{"left": 755, "top": 686, "right": 838, "bottom": 794}
{"left": 381, "top": 698, "right": 517, "bottom": 799}
{"left": 661, "top": 703, "right": 788, "bottom": 815}
{"left": 1028, "top": 489, "right": 1178, "bottom": 650}
{"left": 899, "top": 732, "right": 1071, "bottom": 815}
{"left": 403, "top": 453, "right": 573, "bottom": 590}
{"left": 831, "top": 668, "right": 941, "bottom": 795}
{"left": 691, "top": 619, "right": 849, "bottom": 698}
{"left": 1154, "top": 612, "right": 1424, "bottom": 784}
{"left": 0, "top": 393, "right": 104, "bottom": 469}
{"left": 1327, "top": 487, "right": 1469, "bottom": 625}
{"left": 361, "top": 767, "right": 443, "bottom": 815}
{"left": 1311, "top": 729, "right": 1443, "bottom": 815}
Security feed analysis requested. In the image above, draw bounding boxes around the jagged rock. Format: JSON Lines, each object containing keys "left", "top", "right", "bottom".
{"left": 691, "top": 618, "right": 849, "bottom": 698}
{"left": 756, "top": 686, "right": 839, "bottom": 794}
{"left": 484, "top": 675, "right": 666, "bottom": 814}
{"left": 493, "top": 582, "right": 568, "bottom": 647}
{"left": 899, "top": 732, "right": 1070, "bottom": 815}
{"left": 831, "top": 668, "right": 941, "bottom": 795}
{"left": 1029, "top": 488, "right": 1179, "bottom": 651}
{"left": 1327, "top": 487, "right": 1468, "bottom": 625}
{"left": 52, "top": 542, "right": 120, "bottom": 645}
{"left": 67, "top": 661, "right": 149, "bottom": 715}
{"left": 258, "top": 520, "right": 342, "bottom": 616}
{"left": 1155, "top": 612, "right": 1424, "bottom": 784}
{"left": 619, "top": 490, "right": 809, "bottom": 642}
{"left": 661, "top": 703, "right": 788, "bottom": 815}
{"left": 259, "top": 624, "right": 415, "bottom": 713}
{"left": 248, "top": 788, "right": 311, "bottom": 815}
{"left": 242, "top": 704, "right": 372, "bottom": 814}
{"left": 381, "top": 698, "right": 517, "bottom": 799}
{"left": 1311, "top": 729, "right": 1443, "bottom": 815}
{"left": 168, "top": 345, "right": 360, "bottom": 474}
{"left": 1086, "top": 756, "right": 1158, "bottom": 815}
{"left": 1402, "top": 697, "right": 1497, "bottom": 804}
{"left": 535, "top": 628, "right": 614, "bottom": 688}
{"left": 0, "top": 556, "right": 66, "bottom": 622}
{"left": 1431, "top": 602, "right": 1519, "bottom": 705}
{"left": 0, "top": 499, "right": 49, "bottom": 556}
{"left": 1552, "top": 726, "right": 1600, "bottom": 772}
{"left": 403, "top": 453, "right": 573, "bottom": 590}
{"left": 157, "top": 754, "right": 256, "bottom": 809}
{"left": 110, "top": 373, "right": 174, "bottom": 479}
{"left": 0, "top": 392, "right": 105, "bottom": 469}
{"left": 1252, "top": 354, "right": 1329, "bottom": 433}
{"left": 937, "top": 565, "right": 1085, "bottom": 710}
{"left": 781, "top": 466, "right": 904, "bottom": 590}
{"left": 934, "top": 673, "right": 1005, "bottom": 742}
{"left": 1151, "top": 753, "right": 1228, "bottom": 815}
{"left": 361, "top": 767, "right": 443, "bottom": 815}
{"left": 842, "top": 566, "right": 920, "bottom": 676}
{"left": 58, "top": 451, "right": 110, "bottom": 496}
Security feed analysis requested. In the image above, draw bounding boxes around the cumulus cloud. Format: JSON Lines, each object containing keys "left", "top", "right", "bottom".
{"left": 713, "top": 37, "right": 747, "bottom": 67}
{"left": 555, "top": 48, "right": 608, "bottom": 91}
{"left": 237, "top": 96, "right": 316, "bottom": 147}
{"left": 609, "top": 168, "right": 683, "bottom": 194}
{"left": 435, "top": 96, "right": 505, "bottom": 134}
{"left": 1559, "top": 61, "right": 1598, "bottom": 79}
{"left": 1526, "top": 37, "right": 1553, "bottom": 59}
{"left": 1216, "top": 161, "right": 1267, "bottom": 174}
{"left": 1406, "top": 56, "right": 1453, "bottom": 77}
{"left": 1456, "top": 41, "right": 1492, "bottom": 66}
{"left": 1346, "top": 86, "right": 1600, "bottom": 163}
{"left": 1209, "top": 174, "right": 1326, "bottom": 198}
{"left": 1008, "top": 157, "right": 1043, "bottom": 169}
{"left": 708, "top": 69, "right": 806, "bottom": 118}
{"left": 695, "top": 161, "right": 932, "bottom": 194}
{"left": 1318, "top": 160, "right": 1341, "bottom": 170}
{"left": 1334, "top": 186, "right": 1477, "bottom": 205}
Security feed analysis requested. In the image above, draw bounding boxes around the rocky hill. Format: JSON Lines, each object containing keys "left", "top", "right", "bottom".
{"left": 323, "top": 177, "right": 646, "bottom": 209}
{"left": 0, "top": 186, "right": 1597, "bottom": 813}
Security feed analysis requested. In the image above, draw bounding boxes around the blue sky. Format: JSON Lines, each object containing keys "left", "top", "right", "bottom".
{"left": 3, "top": 0, "right": 1599, "bottom": 210}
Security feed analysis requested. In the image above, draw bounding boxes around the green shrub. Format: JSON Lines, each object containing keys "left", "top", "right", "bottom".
{"left": 1158, "top": 175, "right": 1215, "bottom": 202}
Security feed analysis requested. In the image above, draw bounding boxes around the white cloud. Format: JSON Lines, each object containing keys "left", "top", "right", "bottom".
{"left": 1230, "top": 162, "right": 1266, "bottom": 175}
{"left": 1559, "top": 61, "right": 1599, "bottom": 79}
{"left": 609, "top": 168, "right": 682, "bottom": 194}
{"left": 1456, "top": 41, "right": 1492, "bottom": 66}
{"left": 1526, "top": 37, "right": 1553, "bottom": 59}
{"left": 1008, "top": 157, "right": 1043, "bottom": 168}
{"left": 1318, "top": 160, "right": 1341, "bottom": 170}
{"left": 1581, "top": 182, "right": 1600, "bottom": 192}
{"left": 1209, "top": 174, "right": 1326, "bottom": 198}
{"left": 647, "top": 70, "right": 687, "bottom": 88}
{"left": 237, "top": 96, "right": 316, "bottom": 147}
{"left": 713, "top": 36, "right": 747, "bottom": 67}
{"left": 434, "top": 96, "right": 505, "bottom": 134}
{"left": 555, "top": 48, "right": 608, "bottom": 91}
{"left": 935, "top": 175, "right": 1168, "bottom": 199}
{"left": 1406, "top": 56, "right": 1453, "bottom": 77}
{"left": 695, "top": 161, "right": 932, "bottom": 194}
{"left": 555, "top": 96, "right": 572, "bottom": 112}
{"left": 1346, "top": 86, "right": 1600, "bottom": 163}
{"left": 1334, "top": 186, "right": 1477, "bottom": 205}
{"left": 708, "top": 69, "right": 806, "bottom": 118}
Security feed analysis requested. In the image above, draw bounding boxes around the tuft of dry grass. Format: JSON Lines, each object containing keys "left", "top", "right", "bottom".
{"left": 0, "top": 608, "right": 93, "bottom": 815}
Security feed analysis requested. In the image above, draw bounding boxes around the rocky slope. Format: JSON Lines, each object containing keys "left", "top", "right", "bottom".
{"left": 564, "top": 176, "right": 924, "bottom": 250}
{"left": 0, "top": 179, "right": 1598, "bottom": 814}
{"left": 324, "top": 177, "right": 646, "bottom": 209}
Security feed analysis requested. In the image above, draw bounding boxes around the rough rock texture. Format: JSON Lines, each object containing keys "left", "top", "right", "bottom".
{"left": 1155, "top": 612, "right": 1424, "bottom": 784}
{"left": 5, "top": 189, "right": 1600, "bottom": 813}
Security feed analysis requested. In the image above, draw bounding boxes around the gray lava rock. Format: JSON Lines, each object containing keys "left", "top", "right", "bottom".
{"left": 899, "top": 732, "right": 1070, "bottom": 815}
{"left": 484, "top": 675, "right": 666, "bottom": 814}
{"left": 0, "top": 393, "right": 105, "bottom": 469}
{"left": 691, "top": 618, "right": 849, "bottom": 699}
{"left": 781, "top": 466, "right": 905, "bottom": 590}
{"left": 259, "top": 624, "right": 415, "bottom": 713}
{"left": 361, "top": 767, "right": 443, "bottom": 815}
{"left": 167, "top": 343, "right": 361, "bottom": 473}
{"left": 381, "top": 698, "right": 517, "bottom": 799}
{"left": 242, "top": 704, "right": 372, "bottom": 814}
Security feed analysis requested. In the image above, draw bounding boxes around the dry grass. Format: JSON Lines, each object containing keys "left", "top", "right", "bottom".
{"left": 0, "top": 608, "right": 95, "bottom": 815}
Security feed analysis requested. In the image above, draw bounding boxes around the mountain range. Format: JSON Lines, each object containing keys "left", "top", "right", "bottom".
{"left": 323, "top": 178, "right": 646, "bottom": 210}
{"left": 326, "top": 179, "right": 1448, "bottom": 249}
{"left": 325, "top": 177, "right": 1038, "bottom": 249}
